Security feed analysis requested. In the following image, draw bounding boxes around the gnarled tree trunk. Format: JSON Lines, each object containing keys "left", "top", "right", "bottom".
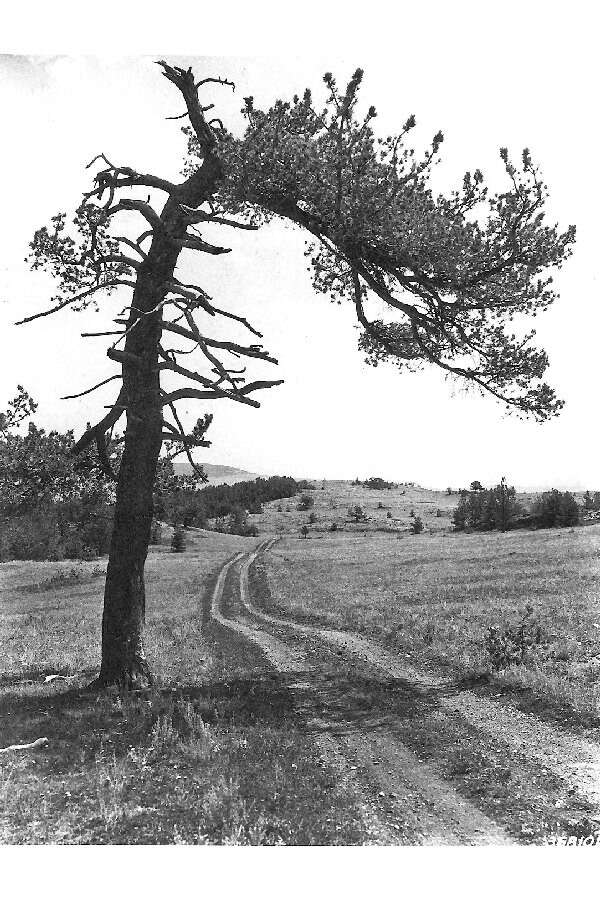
{"left": 97, "top": 180, "right": 218, "bottom": 689}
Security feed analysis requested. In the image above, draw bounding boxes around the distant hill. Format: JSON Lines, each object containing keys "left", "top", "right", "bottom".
{"left": 173, "top": 462, "right": 262, "bottom": 486}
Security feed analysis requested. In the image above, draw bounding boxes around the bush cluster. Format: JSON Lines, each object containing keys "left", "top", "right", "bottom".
{"left": 485, "top": 606, "right": 545, "bottom": 670}
{"left": 157, "top": 475, "right": 306, "bottom": 529}
{"left": 0, "top": 502, "right": 113, "bottom": 561}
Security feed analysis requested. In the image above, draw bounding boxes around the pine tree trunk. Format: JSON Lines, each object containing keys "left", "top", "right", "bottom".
{"left": 96, "top": 166, "right": 221, "bottom": 689}
{"left": 96, "top": 254, "right": 168, "bottom": 689}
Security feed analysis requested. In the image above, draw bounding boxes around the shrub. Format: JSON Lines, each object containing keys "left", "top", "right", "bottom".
{"left": 149, "top": 520, "right": 163, "bottom": 544}
{"left": 308, "top": 512, "right": 317, "bottom": 524}
{"left": 532, "top": 490, "right": 579, "bottom": 528}
{"left": 171, "top": 526, "right": 186, "bottom": 553}
{"left": 329, "top": 522, "right": 338, "bottom": 531}
{"left": 409, "top": 508, "right": 415, "bottom": 518}
{"left": 228, "top": 505, "right": 258, "bottom": 537}
{"left": 386, "top": 511, "right": 392, "bottom": 519}
{"left": 297, "top": 494, "right": 314, "bottom": 511}
{"left": 300, "top": 524, "right": 309, "bottom": 538}
{"left": 363, "top": 477, "right": 396, "bottom": 490}
{"left": 485, "top": 606, "right": 545, "bottom": 670}
{"left": 348, "top": 504, "right": 366, "bottom": 523}
{"left": 410, "top": 515, "right": 424, "bottom": 534}
{"left": 0, "top": 503, "right": 113, "bottom": 561}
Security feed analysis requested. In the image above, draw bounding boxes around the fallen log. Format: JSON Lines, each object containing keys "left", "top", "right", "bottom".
{"left": 0, "top": 737, "right": 49, "bottom": 754}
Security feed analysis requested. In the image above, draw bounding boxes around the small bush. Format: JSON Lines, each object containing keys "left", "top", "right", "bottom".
{"left": 485, "top": 606, "right": 545, "bottom": 671}
{"left": 300, "top": 524, "right": 309, "bottom": 539}
{"left": 297, "top": 494, "right": 314, "bottom": 511}
{"left": 308, "top": 512, "right": 317, "bottom": 524}
{"left": 386, "top": 511, "right": 392, "bottom": 519}
{"left": 410, "top": 515, "right": 424, "bottom": 534}
{"left": 329, "top": 522, "right": 338, "bottom": 532}
{"left": 171, "top": 526, "right": 186, "bottom": 553}
{"left": 348, "top": 505, "right": 366, "bottom": 523}
{"left": 149, "top": 520, "right": 163, "bottom": 545}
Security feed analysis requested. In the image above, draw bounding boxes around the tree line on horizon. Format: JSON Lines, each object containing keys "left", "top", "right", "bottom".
{"left": 0, "top": 388, "right": 307, "bottom": 559}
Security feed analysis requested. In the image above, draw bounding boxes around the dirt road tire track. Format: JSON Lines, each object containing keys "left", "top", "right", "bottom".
{"left": 246, "top": 539, "right": 600, "bottom": 814}
{"left": 208, "top": 539, "right": 514, "bottom": 845}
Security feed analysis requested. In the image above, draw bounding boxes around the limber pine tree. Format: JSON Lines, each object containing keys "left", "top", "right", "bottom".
{"left": 19, "top": 61, "right": 574, "bottom": 688}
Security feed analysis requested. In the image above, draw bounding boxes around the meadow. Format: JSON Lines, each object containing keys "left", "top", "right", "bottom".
{"left": 257, "top": 482, "right": 600, "bottom": 720}
{"left": 0, "top": 530, "right": 374, "bottom": 844}
{"left": 2, "top": 479, "right": 599, "bottom": 844}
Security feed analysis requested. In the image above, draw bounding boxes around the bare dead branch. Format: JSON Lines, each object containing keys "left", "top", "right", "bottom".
{"left": 0, "top": 737, "right": 48, "bottom": 754}
{"left": 71, "top": 388, "right": 127, "bottom": 455}
{"left": 161, "top": 378, "right": 283, "bottom": 409}
{"left": 117, "top": 236, "right": 148, "bottom": 260}
{"left": 177, "top": 235, "right": 232, "bottom": 255}
{"left": 157, "top": 61, "right": 221, "bottom": 157}
{"left": 104, "top": 199, "right": 165, "bottom": 234}
{"left": 107, "top": 348, "right": 144, "bottom": 368}
{"left": 61, "top": 374, "right": 122, "bottom": 400}
{"left": 81, "top": 330, "right": 124, "bottom": 338}
{"left": 14, "top": 279, "right": 135, "bottom": 326}
{"left": 195, "top": 76, "right": 235, "bottom": 91}
{"left": 157, "top": 319, "right": 278, "bottom": 363}
{"left": 179, "top": 204, "right": 259, "bottom": 230}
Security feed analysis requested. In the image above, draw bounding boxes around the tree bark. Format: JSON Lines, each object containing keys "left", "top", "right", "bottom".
{"left": 96, "top": 164, "right": 222, "bottom": 689}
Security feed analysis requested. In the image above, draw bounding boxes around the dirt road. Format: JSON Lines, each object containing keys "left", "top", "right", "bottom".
{"left": 206, "top": 538, "right": 600, "bottom": 845}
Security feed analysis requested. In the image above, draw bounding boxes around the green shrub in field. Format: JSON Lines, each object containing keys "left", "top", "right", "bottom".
{"left": 171, "top": 526, "right": 186, "bottom": 553}
{"left": 532, "top": 490, "right": 579, "bottom": 528}
{"left": 308, "top": 512, "right": 317, "bottom": 524}
{"left": 485, "top": 606, "right": 545, "bottom": 670}
{"left": 228, "top": 505, "right": 258, "bottom": 537}
{"left": 297, "top": 494, "right": 315, "bottom": 511}
{"left": 410, "top": 515, "right": 424, "bottom": 534}
{"left": 348, "top": 505, "right": 366, "bottom": 523}
{"left": 300, "top": 524, "right": 309, "bottom": 538}
{"left": 363, "top": 476, "right": 396, "bottom": 490}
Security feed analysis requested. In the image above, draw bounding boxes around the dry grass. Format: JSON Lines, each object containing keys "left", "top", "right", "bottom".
{"left": 0, "top": 527, "right": 375, "bottom": 844}
{"left": 252, "top": 480, "right": 457, "bottom": 536}
{"left": 262, "top": 514, "right": 600, "bottom": 719}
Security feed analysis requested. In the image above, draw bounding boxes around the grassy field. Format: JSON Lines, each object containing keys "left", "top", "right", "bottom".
{"left": 251, "top": 480, "right": 458, "bottom": 534}
{"left": 2, "top": 479, "right": 599, "bottom": 844}
{"left": 0, "top": 530, "right": 377, "bottom": 844}
{"left": 258, "top": 484, "right": 600, "bottom": 721}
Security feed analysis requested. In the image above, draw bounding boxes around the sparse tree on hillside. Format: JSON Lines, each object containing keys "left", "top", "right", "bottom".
{"left": 348, "top": 504, "right": 366, "bottom": 522}
{"left": 19, "top": 61, "right": 573, "bottom": 688}
{"left": 410, "top": 514, "right": 424, "bottom": 534}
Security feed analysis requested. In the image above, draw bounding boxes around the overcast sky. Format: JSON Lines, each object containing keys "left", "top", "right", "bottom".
{"left": 1, "top": 5, "right": 599, "bottom": 490}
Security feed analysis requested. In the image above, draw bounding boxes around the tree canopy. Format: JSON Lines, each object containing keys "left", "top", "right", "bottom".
{"left": 205, "top": 68, "right": 573, "bottom": 420}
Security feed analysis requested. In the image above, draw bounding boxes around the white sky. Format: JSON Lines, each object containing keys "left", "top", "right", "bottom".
{"left": 1, "top": 3, "right": 599, "bottom": 490}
